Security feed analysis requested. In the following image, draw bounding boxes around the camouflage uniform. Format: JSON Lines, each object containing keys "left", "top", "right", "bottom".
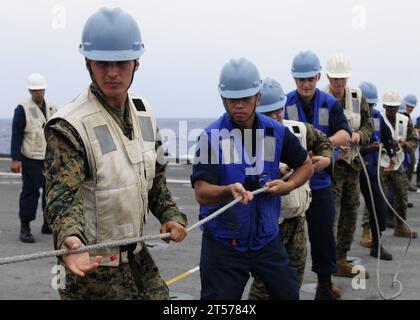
{"left": 249, "top": 124, "right": 332, "bottom": 300}
{"left": 44, "top": 83, "right": 187, "bottom": 300}
{"left": 382, "top": 120, "right": 418, "bottom": 224}
{"left": 333, "top": 95, "right": 373, "bottom": 260}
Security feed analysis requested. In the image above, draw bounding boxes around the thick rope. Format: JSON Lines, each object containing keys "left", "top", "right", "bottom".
{"left": 0, "top": 186, "right": 270, "bottom": 266}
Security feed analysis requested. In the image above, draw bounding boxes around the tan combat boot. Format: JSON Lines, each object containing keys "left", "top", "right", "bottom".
{"left": 359, "top": 226, "right": 373, "bottom": 248}
{"left": 334, "top": 257, "right": 370, "bottom": 279}
{"left": 394, "top": 223, "right": 418, "bottom": 238}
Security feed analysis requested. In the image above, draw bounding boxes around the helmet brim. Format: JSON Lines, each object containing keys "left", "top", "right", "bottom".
{"left": 257, "top": 98, "right": 286, "bottom": 113}
{"left": 80, "top": 47, "right": 145, "bottom": 61}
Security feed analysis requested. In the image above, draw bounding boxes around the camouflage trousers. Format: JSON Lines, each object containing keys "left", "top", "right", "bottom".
{"left": 382, "top": 167, "right": 409, "bottom": 222}
{"left": 332, "top": 161, "right": 361, "bottom": 259}
{"left": 58, "top": 245, "right": 169, "bottom": 300}
{"left": 248, "top": 216, "right": 307, "bottom": 300}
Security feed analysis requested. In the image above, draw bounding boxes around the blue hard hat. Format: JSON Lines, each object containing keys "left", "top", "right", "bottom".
{"left": 358, "top": 81, "right": 378, "bottom": 104}
{"left": 218, "top": 58, "right": 262, "bottom": 99}
{"left": 257, "top": 78, "right": 287, "bottom": 113}
{"left": 79, "top": 7, "right": 145, "bottom": 61}
{"left": 291, "top": 50, "right": 322, "bottom": 78}
{"left": 402, "top": 94, "right": 418, "bottom": 108}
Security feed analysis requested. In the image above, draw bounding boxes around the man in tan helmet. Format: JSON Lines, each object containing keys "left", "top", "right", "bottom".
{"left": 11, "top": 73, "right": 56, "bottom": 243}
{"left": 324, "top": 53, "right": 373, "bottom": 278}
{"left": 381, "top": 90, "right": 418, "bottom": 239}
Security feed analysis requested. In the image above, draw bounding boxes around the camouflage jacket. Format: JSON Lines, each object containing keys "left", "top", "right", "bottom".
{"left": 44, "top": 84, "right": 187, "bottom": 250}
{"left": 305, "top": 122, "right": 333, "bottom": 174}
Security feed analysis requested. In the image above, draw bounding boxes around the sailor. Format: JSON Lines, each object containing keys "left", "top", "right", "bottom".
{"left": 380, "top": 90, "right": 418, "bottom": 239}
{"left": 11, "top": 73, "right": 57, "bottom": 243}
{"left": 248, "top": 78, "right": 334, "bottom": 299}
{"left": 323, "top": 53, "right": 373, "bottom": 278}
{"left": 191, "top": 58, "right": 314, "bottom": 300}
{"left": 399, "top": 94, "right": 418, "bottom": 193}
{"left": 284, "top": 50, "right": 351, "bottom": 298}
{"left": 357, "top": 81, "right": 395, "bottom": 260}
{"left": 44, "top": 7, "right": 187, "bottom": 300}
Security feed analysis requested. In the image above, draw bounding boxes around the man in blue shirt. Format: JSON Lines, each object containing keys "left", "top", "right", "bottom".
{"left": 284, "top": 50, "right": 351, "bottom": 299}
{"left": 10, "top": 73, "right": 56, "bottom": 243}
{"left": 191, "top": 58, "right": 314, "bottom": 300}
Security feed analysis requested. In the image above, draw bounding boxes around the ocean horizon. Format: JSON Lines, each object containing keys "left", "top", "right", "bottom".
{"left": 0, "top": 118, "right": 216, "bottom": 157}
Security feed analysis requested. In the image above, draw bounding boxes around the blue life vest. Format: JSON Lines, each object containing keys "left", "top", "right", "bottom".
{"left": 285, "top": 89, "right": 337, "bottom": 190}
{"left": 364, "top": 108, "right": 382, "bottom": 176}
{"left": 198, "top": 112, "right": 285, "bottom": 252}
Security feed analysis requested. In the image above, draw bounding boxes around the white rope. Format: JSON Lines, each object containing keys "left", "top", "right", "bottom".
{"left": 0, "top": 186, "right": 270, "bottom": 266}
{"left": 356, "top": 144, "right": 412, "bottom": 300}
{"left": 375, "top": 144, "right": 413, "bottom": 299}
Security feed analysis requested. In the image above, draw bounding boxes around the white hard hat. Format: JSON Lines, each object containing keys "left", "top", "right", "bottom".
{"left": 326, "top": 53, "right": 352, "bottom": 78}
{"left": 382, "top": 89, "right": 401, "bottom": 106}
{"left": 27, "top": 73, "right": 47, "bottom": 90}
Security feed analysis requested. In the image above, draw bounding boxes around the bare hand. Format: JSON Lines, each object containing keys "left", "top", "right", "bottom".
{"left": 398, "top": 139, "right": 407, "bottom": 149}
{"left": 160, "top": 221, "right": 188, "bottom": 243}
{"left": 367, "top": 141, "right": 380, "bottom": 153}
{"left": 311, "top": 156, "right": 331, "bottom": 173}
{"left": 62, "top": 236, "right": 102, "bottom": 277}
{"left": 265, "top": 179, "right": 295, "bottom": 196}
{"left": 11, "top": 160, "right": 22, "bottom": 173}
{"left": 230, "top": 183, "right": 254, "bottom": 205}
{"left": 351, "top": 132, "right": 361, "bottom": 145}
{"left": 384, "top": 157, "right": 396, "bottom": 172}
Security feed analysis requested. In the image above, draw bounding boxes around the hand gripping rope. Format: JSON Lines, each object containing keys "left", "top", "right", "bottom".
{"left": 356, "top": 144, "right": 413, "bottom": 300}
{"left": 0, "top": 180, "right": 284, "bottom": 266}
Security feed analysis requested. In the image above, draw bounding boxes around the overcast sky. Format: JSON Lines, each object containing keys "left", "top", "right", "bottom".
{"left": 1, "top": 0, "right": 419, "bottom": 119}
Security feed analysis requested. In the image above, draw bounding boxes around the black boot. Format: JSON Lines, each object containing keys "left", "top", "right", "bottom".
{"left": 315, "top": 283, "right": 339, "bottom": 300}
{"left": 370, "top": 244, "right": 393, "bottom": 260}
{"left": 41, "top": 216, "right": 52, "bottom": 234}
{"left": 20, "top": 221, "right": 35, "bottom": 243}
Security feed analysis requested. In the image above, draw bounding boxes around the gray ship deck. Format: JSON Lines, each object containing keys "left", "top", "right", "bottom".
{"left": 0, "top": 158, "right": 419, "bottom": 300}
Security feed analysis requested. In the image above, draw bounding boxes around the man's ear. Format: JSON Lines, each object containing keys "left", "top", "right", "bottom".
{"left": 134, "top": 60, "right": 140, "bottom": 71}
{"left": 85, "top": 58, "right": 90, "bottom": 71}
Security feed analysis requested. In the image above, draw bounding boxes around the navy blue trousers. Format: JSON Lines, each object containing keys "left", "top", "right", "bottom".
{"left": 200, "top": 233, "right": 299, "bottom": 300}
{"left": 359, "top": 172, "right": 386, "bottom": 244}
{"left": 19, "top": 156, "right": 45, "bottom": 223}
{"left": 305, "top": 186, "right": 337, "bottom": 275}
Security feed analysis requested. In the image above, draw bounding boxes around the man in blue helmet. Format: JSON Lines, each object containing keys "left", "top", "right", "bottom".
{"left": 399, "top": 94, "right": 418, "bottom": 192}
{"left": 247, "top": 78, "right": 334, "bottom": 299}
{"left": 284, "top": 50, "right": 351, "bottom": 299}
{"left": 357, "top": 82, "right": 395, "bottom": 260}
{"left": 44, "top": 7, "right": 187, "bottom": 299}
{"left": 191, "top": 58, "right": 314, "bottom": 300}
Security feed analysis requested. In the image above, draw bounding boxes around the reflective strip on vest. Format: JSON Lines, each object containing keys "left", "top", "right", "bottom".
{"left": 94, "top": 125, "right": 117, "bottom": 155}
{"left": 138, "top": 116, "right": 155, "bottom": 142}
{"left": 287, "top": 104, "right": 299, "bottom": 121}
{"left": 318, "top": 108, "right": 329, "bottom": 127}
{"left": 373, "top": 118, "right": 380, "bottom": 132}
{"left": 263, "top": 136, "right": 276, "bottom": 162}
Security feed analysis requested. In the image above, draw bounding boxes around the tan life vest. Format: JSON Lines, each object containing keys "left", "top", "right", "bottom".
{"left": 48, "top": 88, "right": 157, "bottom": 266}
{"left": 324, "top": 85, "right": 362, "bottom": 164}
{"left": 20, "top": 98, "right": 57, "bottom": 160}
{"left": 380, "top": 112, "right": 409, "bottom": 171}
{"left": 279, "top": 120, "right": 312, "bottom": 223}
